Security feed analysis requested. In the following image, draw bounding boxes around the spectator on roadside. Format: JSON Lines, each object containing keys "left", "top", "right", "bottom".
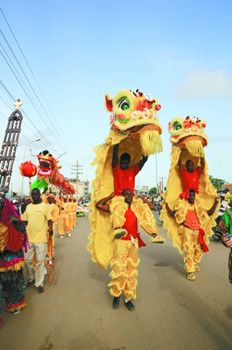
{"left": 219, "top": 199, "right": 232, "bottom": 283}
{"left": 216, "top": 193, "right": 230, "bottom": 226}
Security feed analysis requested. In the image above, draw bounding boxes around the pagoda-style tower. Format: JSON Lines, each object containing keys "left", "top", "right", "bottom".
{"left": 0, "top": 99, "right": 23, "bottom": 190}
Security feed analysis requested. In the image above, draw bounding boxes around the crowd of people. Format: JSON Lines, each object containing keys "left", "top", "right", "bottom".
{"left": 0, "top": 190, "right": 79, "bottom": 326}
{"left": 1, "top": 153, "right": 231, "bottom": 324}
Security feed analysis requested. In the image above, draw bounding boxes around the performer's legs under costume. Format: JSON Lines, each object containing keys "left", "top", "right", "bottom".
{"left": 69, "top": 213, "right": 74, "bottom": 231}
{"left": 0, "top": 251, "right": 27, "bottom": 319}
{"left": 73, "top": 212, "right": 77, "bottom": 227}
{"left": 59, "top": 216, "right": 70, "bottom": 236}
{"left": 0, "top": 268, "right": 26, "bottom": 314}
{"left": 182, "top": 227, "right": 203, "bottom": 273}
{"left": 108, "top": 239, "right": 140, "bottom": 300}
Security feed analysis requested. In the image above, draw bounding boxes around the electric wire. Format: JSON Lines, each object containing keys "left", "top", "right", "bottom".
{"left": 0, "top": 13, "right": 73, "bottom": 150}
{"left": 0, "top": 9, "right": 75, "bottom": 168}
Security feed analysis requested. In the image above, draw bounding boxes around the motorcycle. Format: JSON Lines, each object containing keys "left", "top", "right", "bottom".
{"left": 212, "top": 216, "right": 223, "bottom": 242}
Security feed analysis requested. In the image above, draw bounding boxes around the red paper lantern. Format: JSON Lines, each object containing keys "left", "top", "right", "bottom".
{"left": 19, "top": 161, "right": 37, "bottom": 177}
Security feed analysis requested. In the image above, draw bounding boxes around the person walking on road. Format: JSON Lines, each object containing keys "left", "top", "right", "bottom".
{"left": 24, "top": 188, "right": 52, "bottom": 293}
{"left": 96, "top": 189, "right": 162, "bottom": 311}
{"left": 59, "top": 196, "right": 71, "bottom": 238}
{"left": 165, "top": 189, "right": 218, "bottom": 281}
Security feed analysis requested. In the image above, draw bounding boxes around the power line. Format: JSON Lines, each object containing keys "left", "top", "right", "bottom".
{"left": 0, "top": 9, "right": 73, "bottom": 150}
{"left": 0, "top": 9, "right": 75, "bottom": 169}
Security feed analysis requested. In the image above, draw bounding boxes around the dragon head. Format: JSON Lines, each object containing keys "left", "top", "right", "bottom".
{"left": 37, "top": 150, "right": 57, "bottom": 177}
{"left": 168, "top": 116, "right": 208, "bottom": 157}
{"left": 105, "top": 89, "right": 162, "bottom": 156}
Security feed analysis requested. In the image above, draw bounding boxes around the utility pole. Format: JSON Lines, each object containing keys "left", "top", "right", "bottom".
{"left": 71, "top": 160, "right": 83, "bottom": 198}
{"left": 158, "top": 177, "right": 167, "bottom": 193}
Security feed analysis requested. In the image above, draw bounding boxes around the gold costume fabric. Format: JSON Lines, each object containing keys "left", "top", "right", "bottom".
{"left": 110, "top": 196, "right": 158, "bottom": 235}
{"left": 160, "top": 146, "right": 219, "bottom": 254}
{"left": 181, "top": 226, "right": 203, "bottom": 273}
{"left": 108, "top": 238, "right": 140, "bottom": 300}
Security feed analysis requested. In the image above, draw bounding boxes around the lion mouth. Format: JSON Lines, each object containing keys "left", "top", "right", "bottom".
{"left": 128, "top": 124, "right": 162, "bottom": 136}
{"left": 177, "top": 135, "right": 207, "bottom": 147}
{"left": 38, "top": 159, "right": 53, "bottom": 176}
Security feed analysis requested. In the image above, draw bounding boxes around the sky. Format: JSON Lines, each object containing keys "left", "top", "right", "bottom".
{"left": 0, "top": 0, "right": 232, "bottom": 196}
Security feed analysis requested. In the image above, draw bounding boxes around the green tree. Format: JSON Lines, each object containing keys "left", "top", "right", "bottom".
{"left": 149, "top": 187, "right": 157, "bottom": 195}
{"left": 209, "top": 175, "right": 226, "bottom": 190}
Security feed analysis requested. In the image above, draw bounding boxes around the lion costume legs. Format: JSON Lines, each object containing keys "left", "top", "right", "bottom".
{"left": 108, "top": 239, "right": 140, "bottom": 300}
{"left": 182, "top": 227, "right": 203, "bottom": 273}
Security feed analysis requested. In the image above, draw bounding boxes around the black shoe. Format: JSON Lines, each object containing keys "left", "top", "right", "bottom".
{"left": 124, "top": 300, "right": 135, "bottom": 311}
{"left": 26, "top": 279, "right": 35, "bottom": 289}
{"left": 37, "top": 286, "right": 44, "bottom": 294}
{"left": 112, "top": 296, "right": 120, "bottom": 309}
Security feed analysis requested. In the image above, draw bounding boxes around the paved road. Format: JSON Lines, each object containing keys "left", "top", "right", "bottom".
{"left": 1, "top": 213, "right": 232, "bottom": 350}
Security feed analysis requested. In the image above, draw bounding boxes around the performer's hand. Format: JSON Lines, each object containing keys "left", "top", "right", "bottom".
{"left": 49, "top": 230, "right": 53, "bottom": 236}
{"left": 222, "top": 235, "right": 232, "bottom": 248}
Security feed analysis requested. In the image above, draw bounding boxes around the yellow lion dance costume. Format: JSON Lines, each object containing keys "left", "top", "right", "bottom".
{"left": 88, "top": 89, "right": 163, "bottom": 275}
{"left": 160, "top": 116, "right": 219, "bottom": 274}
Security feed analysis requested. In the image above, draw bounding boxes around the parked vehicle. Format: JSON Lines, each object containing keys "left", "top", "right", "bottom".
{"left": 76, "top": 202, "right": 89, "bottom": 217}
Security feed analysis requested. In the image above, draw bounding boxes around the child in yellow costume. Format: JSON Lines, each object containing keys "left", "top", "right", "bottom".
{"left": 160, "top": 116, "right": 220, "bottom": 279}
{"left": 96, "top": 189, "right": 159, "bottom": 311}
{"left": 88, "top": 89, "right": 163, "bottom": 271}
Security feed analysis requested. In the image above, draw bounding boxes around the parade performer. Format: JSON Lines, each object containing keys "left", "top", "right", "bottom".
{"left": 160, "top": 116, "right": 220, "bottom": 278}
{"left": 59, "top": 197, "right": 71, "bottom": 238}
{"left": 47, "top": 194, "right": 59, "bottom": 261}
{"left": 72, "top": 198, "right": 78, "bottom": 228}
{"left": 68, "top": 197, "right": 75, "bottom": 231}
{"left": 218, "top": 199, "right": 232, "bottom": 283}
{"left": 0, "top": 191, "right": 27, "bottom": 325}
{"left": 88, "top": 89, "right": 163, "bottom": 270}
{"left": 166, "top": 189, "right": 218, "bottom": 280}
{"left": 24, "top": 188, "right": 52, "bottom": 293}
{"left": 96, "top": 189, "right": 158, "bottom": 310}
{"left": 111, "top": 143, "right": 164, "bottom": 241}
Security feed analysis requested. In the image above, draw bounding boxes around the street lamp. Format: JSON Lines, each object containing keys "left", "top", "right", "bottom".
{"left": 21, "top": 138, "right": 41, "bottom": 199}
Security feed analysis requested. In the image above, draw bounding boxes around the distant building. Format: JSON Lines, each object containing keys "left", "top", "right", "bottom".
{"left": 222, "top": 183, "right": 232, "bottom": 193}
{"left": 135, "top": 185, "right": 149, "bottom": 196}
{"left": 65, "top": 178, "right": 90, "bottom": 199}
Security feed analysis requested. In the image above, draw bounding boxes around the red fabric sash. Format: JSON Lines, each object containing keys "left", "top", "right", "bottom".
{"left": 198, "top": 228, "right": 208, "bottom": 252}
{"left": 138, "top": 233, "right": 146, "bottom": 248}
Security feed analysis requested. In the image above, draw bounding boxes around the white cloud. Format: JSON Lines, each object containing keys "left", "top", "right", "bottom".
{"left": 176, "top": 69, "right": 232, "bottom": 99}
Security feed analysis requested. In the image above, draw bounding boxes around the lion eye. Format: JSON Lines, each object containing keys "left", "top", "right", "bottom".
{"left": 172, "top": 121, "right": 182, "bottom": 131}
{"left": 118, "top": 98, "right": 130, "bottom": 111}
{"left": 175, "top": 124, "right": 182, "bottom": 130}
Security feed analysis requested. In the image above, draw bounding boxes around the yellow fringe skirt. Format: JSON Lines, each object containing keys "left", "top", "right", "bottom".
{"left": 108, "top": 239, "right": 140, "bottom": 300}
